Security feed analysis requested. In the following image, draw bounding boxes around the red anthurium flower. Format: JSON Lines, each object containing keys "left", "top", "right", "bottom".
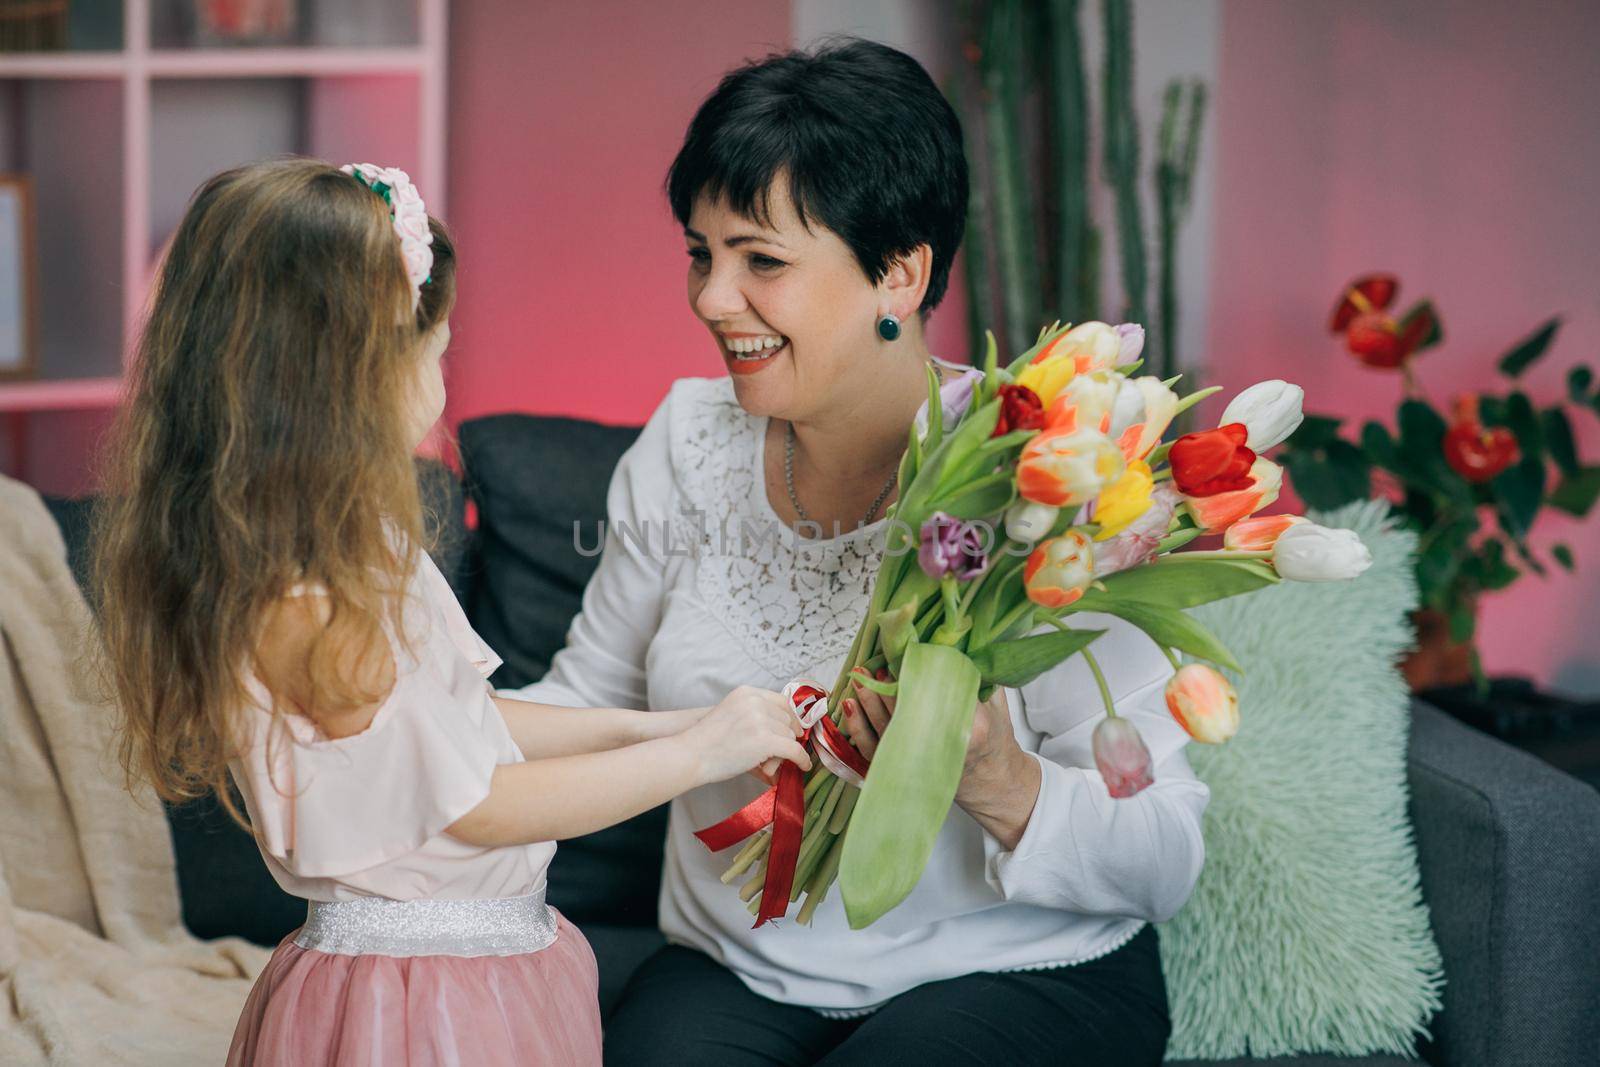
{"left": 1330, "top": 274, "right": 1400, "bottom": 333}
{"left": 1443, "top": 397, "right": 1520, "bottom": 483}
{"left": 993, "top": 383, "right": 1048, "bottom": 437}
{"left": 1169, "top": 423, "right": 1256, "bottom": 497}
{"left": 1344, "top": 312, "right": 1411, "bottom": 368}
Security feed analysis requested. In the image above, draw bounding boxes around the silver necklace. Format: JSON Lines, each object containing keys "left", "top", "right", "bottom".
{"left": 784, "top": 422, "right": 902, "bottom": 531}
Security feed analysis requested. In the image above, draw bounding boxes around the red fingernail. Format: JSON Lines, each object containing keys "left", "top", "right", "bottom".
{"left": 844, "top": 700, "right": 856, "bottom": 716}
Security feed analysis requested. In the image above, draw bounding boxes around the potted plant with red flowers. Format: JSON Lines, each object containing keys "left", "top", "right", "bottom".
{"left": 1276, "top": 274, "right": 1600, "bottom": 690}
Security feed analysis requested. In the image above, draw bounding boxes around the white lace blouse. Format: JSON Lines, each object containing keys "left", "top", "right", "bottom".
{"left": 510, "top": 372, "right": 1209, "bottom": 1016}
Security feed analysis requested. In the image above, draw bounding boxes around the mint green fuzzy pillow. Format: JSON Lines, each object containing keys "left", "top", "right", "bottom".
{"left": 1159, "top": 500, "right": 1445, "bottom": 1060}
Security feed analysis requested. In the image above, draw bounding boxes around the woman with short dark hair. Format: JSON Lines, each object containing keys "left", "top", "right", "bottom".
{"left": 513, "top": 38, "right": 1206, "bottom": 1065}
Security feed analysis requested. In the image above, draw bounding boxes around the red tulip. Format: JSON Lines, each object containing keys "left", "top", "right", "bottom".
{"left": 1442, "top": 400, "right": 1520, "bottom": 483}
{"left": 993, "top": 383, "right": 1048, "bottom": 437}
{"left": 1330, "top": 274, "right": 1399, "bottom": 333}
{"left": 1169, "top": 423, "right": 1255, "bottom": 497}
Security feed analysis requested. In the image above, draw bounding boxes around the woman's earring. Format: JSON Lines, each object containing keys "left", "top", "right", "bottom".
{"left": 877, "top": 314, "right": 902, "bottom": 342}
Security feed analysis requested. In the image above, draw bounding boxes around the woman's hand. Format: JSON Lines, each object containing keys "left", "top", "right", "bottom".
{"left": 839, "top": 666, "right": 1041, "bottom": 850}
{"left": 678, "top": 686, "right": 812, "bottom": 787}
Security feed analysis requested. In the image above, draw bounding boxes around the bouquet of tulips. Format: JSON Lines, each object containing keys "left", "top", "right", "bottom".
{"left": 695, "top": 321, "right": 1374, "bottom": 930}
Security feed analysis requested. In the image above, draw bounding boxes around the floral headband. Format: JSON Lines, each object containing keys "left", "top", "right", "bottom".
{"left": 341, "top": 162, "right": 433, "bottom": 311}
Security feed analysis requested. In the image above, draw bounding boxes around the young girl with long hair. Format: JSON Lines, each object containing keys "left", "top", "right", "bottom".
{"left": 93, "top": 157, "right": 808, "bottom": 1065}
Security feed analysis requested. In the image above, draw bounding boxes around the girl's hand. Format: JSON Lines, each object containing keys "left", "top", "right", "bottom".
{"left": 646, "top": 705, "right": 714, "bottom": 740}
{"left": 679, "top": 686, "right": 811, "bottom": 786}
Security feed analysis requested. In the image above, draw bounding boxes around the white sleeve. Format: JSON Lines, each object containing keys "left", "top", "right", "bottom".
{"left": 981, "top": 612, "right": 1210, "bottom": 922}
{"left": 501, "top": 389, "right": 678, "bottom": 712}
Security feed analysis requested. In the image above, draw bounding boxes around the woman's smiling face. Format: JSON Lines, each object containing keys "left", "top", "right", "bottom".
{"left": 685, "top": 173, "right": 885, "bottom": 422}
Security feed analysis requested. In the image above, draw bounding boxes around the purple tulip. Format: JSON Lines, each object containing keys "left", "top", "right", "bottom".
{"left": 917, "top": 511, "right": 991, "bottom": 581}
{"left": 939, "top": 368, "right": 983, "bottom": 426}
{"left": 1092, "top": 716, "right": 1155, "bottom": 798}
{"left": 1115, "top": 323, "right": 1146, "bottom": 363}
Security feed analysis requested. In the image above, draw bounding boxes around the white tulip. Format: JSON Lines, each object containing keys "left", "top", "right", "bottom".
{"left": 1272, "top": 522, "right": 1373, "bottom": 581}
{"left": 1107, "top": 376, "right": 1180, "bottom": 460}
{"left": 1005, "top": 499, "right": 1059, "bottom": 544}
{"left": 1220, "top": 379, "right": 1305, "bottom": 452}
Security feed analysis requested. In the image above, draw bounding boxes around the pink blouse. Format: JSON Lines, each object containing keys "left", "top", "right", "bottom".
{"left": 229, "top": 552, "right": 554, "bottom": 902}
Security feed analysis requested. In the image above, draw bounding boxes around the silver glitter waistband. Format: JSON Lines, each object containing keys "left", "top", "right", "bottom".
{"left": 294, "top": 890, "right": 559, "bottom": 958}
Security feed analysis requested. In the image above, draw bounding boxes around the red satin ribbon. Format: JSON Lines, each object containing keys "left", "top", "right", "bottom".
{"left": 692, "top": 682, "right": 868, "bottom": 927}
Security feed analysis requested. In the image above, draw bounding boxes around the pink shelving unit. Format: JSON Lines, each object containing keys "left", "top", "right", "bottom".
{"left": 0, "top": 0, "right": 448, "bottom": 490}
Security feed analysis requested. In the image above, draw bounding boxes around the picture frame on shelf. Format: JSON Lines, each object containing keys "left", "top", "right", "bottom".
{"left": 0, "top": 175, "right": 36, "bottom": 381}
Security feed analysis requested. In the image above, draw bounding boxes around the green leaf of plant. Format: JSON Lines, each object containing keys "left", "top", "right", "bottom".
{"left": 1490, "top": 457, "right": 1544, "bottom": 538}
{"left": 1416, "top": 515, "right": 1475, "bottom": 609}
{"left": 966, "top": 625, "right": 1106, "bottom": 688}
{"left": 1553, "top": 543, "right": 1575, "bottom": 572}
{"left": 1488, "top": 391, "right": 1544, "bottom": 468}
{"left": 1068, "top": 596, "right": 1244, "bottom": 672}
{"left": 1288, "top": 414, "right": 1344, "bottom": 450}
{"left": 1398, "top": 398, "right": 1449, "bottom": 449}
{"left": 1474, "top": 538, "right": 1521, "bottom": 591}
{"left": 1568, "top": 364, "right": 1594, "bottom": 405}
{"left": 1549, "top": 465, "right": 1600, "bottom": 516}
{"left": 1094, "top": 556, "right": 1279, "bottom": 608}
{"left": 1361, "top": 420, "right": 1399, "bottom": 470}
{"left": 1497, "top": 317, "right": 1562, "bottom": 378}
{"left": 840, "top": 643, "right": 980, "bottom": 928}
{"left": 1281, "top": 443, "right": 1368, "bottom": 510}
{"left": 1448, "top": 602, "right": 1476, "bottom": 643}
{"left": 1540, "top": 406, "right": 1580, "bottom": 476}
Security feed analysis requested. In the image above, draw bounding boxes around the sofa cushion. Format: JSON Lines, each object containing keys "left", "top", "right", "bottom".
{"left": 458, "top": 414, "right": 666, "bottom": 927}
{"left": 1158, "top": 500, "right": 1442, "bottom": 1060}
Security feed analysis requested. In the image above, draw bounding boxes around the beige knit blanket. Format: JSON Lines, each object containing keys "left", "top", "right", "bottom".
{"left": 0, "top": 475, "right": 269, "bottom": 1065}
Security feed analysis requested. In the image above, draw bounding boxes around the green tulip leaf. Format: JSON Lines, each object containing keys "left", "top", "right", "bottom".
{"left": 967, "top": 624, "right": 1106, "bottom": 688}
{"left": 840, "top": 643, "right": 980, "bottom": 929}
{"left": 1093, "top": 555, "right": 1279, "bottom": 609}
{"left": 1066, "top": 595, "right": 1244, "bottom": 672}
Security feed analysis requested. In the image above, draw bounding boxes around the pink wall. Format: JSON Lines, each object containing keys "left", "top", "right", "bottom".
{"left": 444, "top": 0, "right": 794, "bottom": 429}
{"left": 1205, "top": 0, "right": 1600, "bottom": 694}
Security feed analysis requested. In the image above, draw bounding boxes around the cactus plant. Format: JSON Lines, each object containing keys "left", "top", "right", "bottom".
{"left": 954, "top": 1, "right": 1205, "bottom": 380}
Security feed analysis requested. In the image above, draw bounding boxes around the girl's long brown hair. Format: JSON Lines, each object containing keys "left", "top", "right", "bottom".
{"left": 94, "top": 157, "right": 457, "bottom": 826}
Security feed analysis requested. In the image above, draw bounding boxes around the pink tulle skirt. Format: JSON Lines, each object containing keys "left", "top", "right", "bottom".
{"left": 227, "top": 910, "right": 602, "bottom": 1066}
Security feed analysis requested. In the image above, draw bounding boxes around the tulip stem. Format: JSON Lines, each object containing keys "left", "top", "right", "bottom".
{"left": 1079, "top": 647, "right": 1118, "bottom": 719}
{"left": 940, "top": 574, "right": 963, "bottom": 622}
{"left": 1158, "top": 644, "right": 1183, "bottom": 672}
{"left": 721, "top": 830, "right": 772, "bottom": 884}
{"left": 1176, "top": 549, "right": 1271, "bottom": 560}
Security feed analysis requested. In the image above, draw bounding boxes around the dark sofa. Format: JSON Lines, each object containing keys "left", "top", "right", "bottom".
{"left": 41, "top": 412, "right": 1600, "bottom": 1067}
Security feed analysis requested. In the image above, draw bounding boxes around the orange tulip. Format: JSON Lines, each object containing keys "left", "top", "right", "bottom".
{"left": 1182, "top": 457, "right": 1283, "bottom": 533}
{"left": 1017, "top": 427, "right": 1127, "bottom": 508}
{"left": 1165, "top": 664, "right": 1240, "bottom": 744}
{"left": 1023, "top": 531, "right": 1095, "bottom": 608}
{"left": 1222, "top": 513, "right": 1307, "bottom": 552}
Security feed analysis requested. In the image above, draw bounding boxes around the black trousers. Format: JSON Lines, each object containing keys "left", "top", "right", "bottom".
{"left": 602, "top": 923, "right": 1170, "bottom": 1067}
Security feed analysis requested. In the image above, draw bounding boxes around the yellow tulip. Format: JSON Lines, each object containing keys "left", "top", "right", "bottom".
{"left": 1014, "top": 354, "right": 1076, "bottom": 407}
{"left": 1092, "top": 460, "right": 1154, "bottom": 540}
